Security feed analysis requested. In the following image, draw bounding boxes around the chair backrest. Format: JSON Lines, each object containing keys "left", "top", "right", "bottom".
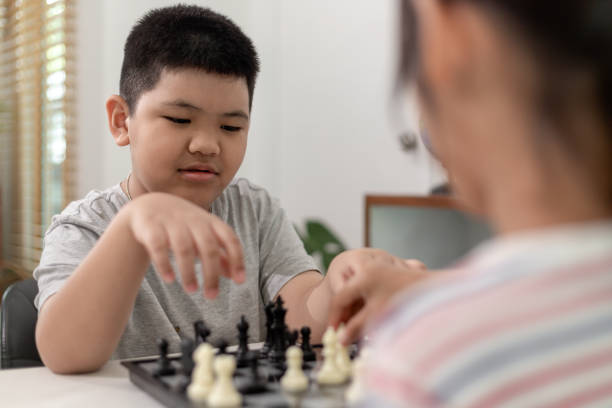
{"left": 0, "top": 278, "right": 43, "bottom": 368}
{"left": 365, "top": 195, "right": 492, "bottom": 269}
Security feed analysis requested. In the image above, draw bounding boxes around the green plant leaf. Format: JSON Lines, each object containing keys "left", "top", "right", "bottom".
{"left": 296, "top": 220, "right": 347, "bottom": 273}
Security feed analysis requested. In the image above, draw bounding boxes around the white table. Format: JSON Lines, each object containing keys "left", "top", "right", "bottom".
{"left": 0, "top": 360, "right": 161, "bottom": 408}
{"left": 0, "top": 343, "right": 260, "bottom": 408}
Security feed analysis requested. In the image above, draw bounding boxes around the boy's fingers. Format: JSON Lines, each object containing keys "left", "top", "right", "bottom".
{"left": 167, "top": 226, "right": 197, "bottom": 293}
{"left": 211, "top": 221, "right": 245, "bottom": 283}
{"left": 139, "top": 226, "right": 174, "bottom": 282}
{"left": 194, "top": 229, "right": 222, "bottom": 299}
{"left": 202, "top": 265, "right": 220, "bottom": 299}
{"left": 215, "top": 249, "right": 231, "bottom": 279}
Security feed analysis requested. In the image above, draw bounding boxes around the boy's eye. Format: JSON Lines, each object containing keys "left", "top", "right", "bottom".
{"left": 163, "top": 116, "right": 191, "bottom": 124}
{"left": 221, "top": 125, "right": 242, "bottom": 132}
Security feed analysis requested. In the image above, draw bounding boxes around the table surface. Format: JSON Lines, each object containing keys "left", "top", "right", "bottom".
{"left": 0, "top": 343, "right": 259, "bottom": 408}
{"left": 0, "top": 359, "right": 160, "bottom": 408}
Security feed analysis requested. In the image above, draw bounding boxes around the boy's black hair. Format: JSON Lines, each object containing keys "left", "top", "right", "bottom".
{"left": 120, "top": 4, "right": 260, "bottom": 114}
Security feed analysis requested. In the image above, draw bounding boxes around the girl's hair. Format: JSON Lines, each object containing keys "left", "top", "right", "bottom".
{"left": 399, "top": 0, "right": 612, "bottom": 196}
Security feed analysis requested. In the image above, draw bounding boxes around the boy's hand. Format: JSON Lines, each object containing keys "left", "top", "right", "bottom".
{"left": 124, "top": 192, "right": 245, "bottom": 298}
{"left": 327, "top": 249, "right": 427, "bottom": 344}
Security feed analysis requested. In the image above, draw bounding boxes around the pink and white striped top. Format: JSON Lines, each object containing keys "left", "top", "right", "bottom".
{"left": 360, "top": 221, "right": 612, "bottom": 408}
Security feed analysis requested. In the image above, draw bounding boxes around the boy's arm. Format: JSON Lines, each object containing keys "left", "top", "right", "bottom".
{"left": 276, "top": 269, "right": 340, "bottom": 343}
{"left": 36, "top": 209, "right": 149, "bottom": 373}
{"left": 36, "top": 193, "right": 244, "bottom": 374}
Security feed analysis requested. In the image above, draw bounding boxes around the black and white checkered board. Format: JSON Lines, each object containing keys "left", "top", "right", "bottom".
{"left": 122, "top": 350, "right": 351, "bottom": 408}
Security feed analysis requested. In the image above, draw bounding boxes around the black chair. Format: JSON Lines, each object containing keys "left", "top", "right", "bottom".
{"left": 0, "top": 278, "right": 43, "bottom": 368}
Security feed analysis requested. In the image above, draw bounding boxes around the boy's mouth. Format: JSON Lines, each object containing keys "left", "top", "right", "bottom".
{"left": 179, "top": 164, "right": 219, "bottom": 174}
{"left": 178, "top": 164, "right": 219, "bottom": 181}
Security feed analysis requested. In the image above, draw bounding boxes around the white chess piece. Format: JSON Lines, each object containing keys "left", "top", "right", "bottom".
{"left": 187, "top": 343, "right": 215, "bottom": 402}
{"left": 345, "top": 354, "right": 366, "bottom": 404}
{"left": 316, "top": 326, "right": 346, "bottom": 385}
{"left": 281, "top": 346, "right": 309, "bottom": 393}
{"left": 207, "top": 355, "right": 242, "bottom": 408}
{"left": 335, "top": 325, "right": 352, "bottom": 378}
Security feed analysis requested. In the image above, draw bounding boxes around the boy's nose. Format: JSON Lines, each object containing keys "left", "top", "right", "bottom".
{"left": 188, "top": 132, "right": 221, "bottom": 156}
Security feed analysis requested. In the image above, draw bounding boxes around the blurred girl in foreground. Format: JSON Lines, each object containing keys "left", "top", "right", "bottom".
{"left": 329, "top": 0, "right": 612, "bottom": 406}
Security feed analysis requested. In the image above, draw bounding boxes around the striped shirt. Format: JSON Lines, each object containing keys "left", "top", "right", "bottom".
{"left": 361, "top": 221, "right": 612, "bottom": 407}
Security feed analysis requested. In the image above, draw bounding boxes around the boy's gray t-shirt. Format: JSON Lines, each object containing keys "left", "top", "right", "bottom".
{"left": 33, "top": 178, "right": 318, "bottom": 359}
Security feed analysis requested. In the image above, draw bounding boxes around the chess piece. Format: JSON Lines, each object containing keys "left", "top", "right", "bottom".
{"left": 336, "top": 325, "right": 353, "bottom": 378}
{"left": 194, "top": 320, "right": 211, "bottom": 345}
{"left": 236, "top": 315, "right": 251, "bottom": 367}
{"left": 316, "top": 327, "right": 346, "bottom": 385}
{"left": 216, "top": 339, "right": 229, "bottom": 355}
{"left": 154, "top": 338, "right": 176, "bottom": 376}
{"left": 176, "top": 337, "right": 195, "bottom": 392}
{"left": 281, "top": 346, "right": 309, "bottom": 393}
{"left": 260, "top": 303, "right": 274, "bottom": 357}
{"left": 187, "top": 343, "right": 215, "bottom": 402}
{"left": 180, "top": 337, "right": 195, "bottom": 378}
{"left": 345, "top": 348, "right": 370, "bottom": 404}
{"left": 207, "top": 355, "right": 242, "bottom": 408}
{"left": 269, "top": 296, "right": 288, "bottom": 364}
{"left": 300, "top": 326, "right": 316, "bottom": 362}
{"left": 287, "top": 329, "right": 299, "bottom": 347}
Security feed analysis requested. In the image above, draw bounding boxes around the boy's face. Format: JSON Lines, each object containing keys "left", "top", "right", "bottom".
{"left": 124, "top": 68, "right": 250, "bottom": 209}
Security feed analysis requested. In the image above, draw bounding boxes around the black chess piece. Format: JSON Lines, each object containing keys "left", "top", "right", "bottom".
{"left": 237, "top": 354, "right": 268, "bottom": 394}
{"left": 260, "top": 303, "right": 274, "bottom": 357}
{"left": 180, "top": 337, "right": 195, "bottom": 377}
{"left": 300, "top": 326, "right": 316, "bottom": 362}
{"left": 269, "top": 296, "right": 288, "bottom": 365}
{"left": 176, "top": 337, "right": 195, "bottom": 392}
{"left": 216, "top": 339, "right": 229, "bottom": 355}
{"left": 236, "top": 315, "right": 251, "bottom": 368}
{"left": 194, "top": 319, "right": 211, "bottom": 345}
{"left": 154, "top": 338, "right": 176, "bottom": 377}
{"left": 288, "top": 329, "right": 299, "bottom": 347}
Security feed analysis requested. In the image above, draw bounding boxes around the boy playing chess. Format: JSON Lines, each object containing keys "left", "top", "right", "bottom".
{"left": 34, "top": 5, "right": 342, "bottom": 374}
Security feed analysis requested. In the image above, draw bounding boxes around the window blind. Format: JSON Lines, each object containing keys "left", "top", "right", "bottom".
{"left": 0, "top": 0, "right": 75, "bottom": 277}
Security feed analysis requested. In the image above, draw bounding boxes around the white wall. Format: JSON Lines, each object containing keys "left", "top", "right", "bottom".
{"left": 76, "top": 0, "right": 445, "bottom": 249}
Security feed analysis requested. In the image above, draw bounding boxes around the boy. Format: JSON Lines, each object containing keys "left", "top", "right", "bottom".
{"left": 34, "top": 5, "right": 340, "bottom": 374}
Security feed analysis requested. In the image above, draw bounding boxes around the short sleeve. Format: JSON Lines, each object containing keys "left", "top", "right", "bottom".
{"left": 256, "top": 191, "right": 319, "bottom": 304}
{"left": 33, "top": 219, "right": 100, "bottom": 311}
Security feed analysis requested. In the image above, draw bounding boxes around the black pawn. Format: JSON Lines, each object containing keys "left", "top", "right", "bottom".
{"left": 194, "top": 320, "right": 211, "bottom": 345}
{"left": 300, "top": 326, "right": 316, "bottom": 362}
{"left": 154, "top": 338, "right": 176, "bottom": 376}
{"left": 260, "top": 303, "right": 274, "bottom": 357}
{"left": 236, "top": 315, "right": 251, "bottom": 367}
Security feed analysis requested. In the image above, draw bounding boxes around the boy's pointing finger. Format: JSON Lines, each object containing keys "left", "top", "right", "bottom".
{"left": 212, "top": 221, "right": 246, "bottom": 284}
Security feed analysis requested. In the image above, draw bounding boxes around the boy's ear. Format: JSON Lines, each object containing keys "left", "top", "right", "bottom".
{"left": 106, "top": 95, "right": 131, "bottom": 146}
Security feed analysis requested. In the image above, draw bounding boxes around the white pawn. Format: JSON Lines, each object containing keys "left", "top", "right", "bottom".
{"left": 207, "top": 355, "right": 242, "bottom": 408}
{"left": 281, "top": 346, "right": 309, "bottom": 393}
{"left": 335, "top": 325, "right": 352, "bottom": 379}
{"left": 316, "top": 327, "right": 346, "bottom": 385}
{"left": 345, "top": 354, "right": 366, "bottom": 404}
{"left": 187, "top": 343, "right": 215, "bottom": 402}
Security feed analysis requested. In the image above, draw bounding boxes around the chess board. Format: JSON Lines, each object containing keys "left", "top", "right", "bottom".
{"left": 121, "top": 346, "right": 355, "bottom": 408}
